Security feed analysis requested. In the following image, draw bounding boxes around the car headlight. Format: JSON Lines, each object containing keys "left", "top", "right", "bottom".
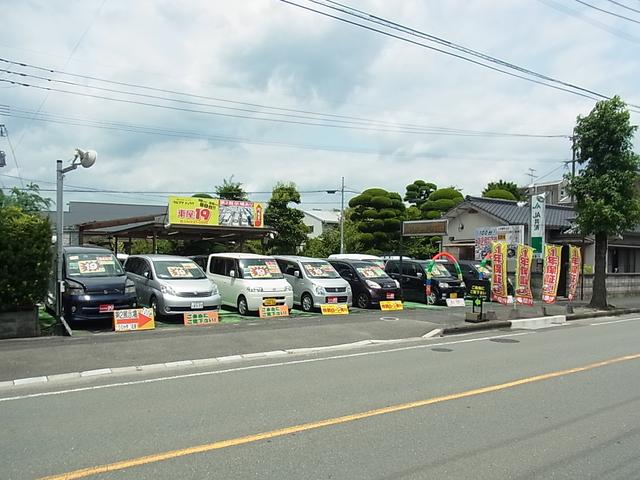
{"left": 346, "top": 284, "right": 352, "bottom": 292}
{"left": 439, "top": 282, "right": 450, "bottom": 288}
{"left": 125, "top": 282, "right": 136, "bottom": 294}
{"left": 314, "top": 284, "right": 326, "bottom": 295}
{"left": 284, "top": 285, "right": 293, "bottom": 292}
{"left": 247, "top": 286, "right": 264, "bottom": 293}
{"left": 366, "top": 280, "right": 381, "bottom": 289}
{"left": 460, "top": 281, "right": 466, "bottom": 288}
{"left": 209, "top": 281, "right": 219, "bottom": 295}
{"left": 66, "top": 280, "right": 84, "bottom": 295}
{"left": 394, "top": 279, "right": 400, "bottom": 288}
{"left": 160, "top": 284, "right": 177, "bottom": 295}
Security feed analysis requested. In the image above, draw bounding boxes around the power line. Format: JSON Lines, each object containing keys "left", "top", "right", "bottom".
{"left": 604, "top": 0, "right": 640, "bottom": 15}
{"left": 280, "top": 0, "right": 640, "bottom": 111}
{"left": 0, "top": 67, "right": 569, "bottom": 138}
{"left": 0, "top": 124, "right": 24, "bottom": 186}
{"left": 573, "top": 0, "right": 640, "bottom": 24}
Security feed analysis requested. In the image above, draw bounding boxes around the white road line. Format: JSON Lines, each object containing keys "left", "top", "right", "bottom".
{"left": 590, "top": 316, "right": 640, "bottom": 326}
{"left": 0, "top": 332, "right": 532, "bottom": 403}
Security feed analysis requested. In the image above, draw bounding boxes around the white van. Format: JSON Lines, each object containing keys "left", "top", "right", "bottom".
{"left": 328, "top": 253, "right": 386, "bottom": 269}
{"left": 192, "top": 253, "right": 293, "bottom": 315}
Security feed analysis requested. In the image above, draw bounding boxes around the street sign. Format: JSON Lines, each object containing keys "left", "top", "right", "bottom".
{"left": 320, "top": 304, "right": 349, "bottom": 315}
{"left": 184, "top": 310, "right": 219, "bottom": 326}
{"left": 259, "top": 305, "right": 289, "bottom": 318}
{"left": 530, "top": 194, "right": 546, "bottom": 258}
{"left": 113, "top": 308, "right": 155, "bottom": 332}
{"left": 380, "top": 300, "right": 403, "bottom": 311}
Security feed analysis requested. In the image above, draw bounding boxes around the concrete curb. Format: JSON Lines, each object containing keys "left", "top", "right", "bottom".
{"left": 442, "top": 321, "right": 512, "bottom": 335}
{"left": 567, "top": 307, "right": 640, "bottom": 321}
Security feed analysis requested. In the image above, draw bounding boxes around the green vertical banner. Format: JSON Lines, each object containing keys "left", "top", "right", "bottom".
{"left": 530, "top": 194, "right": 545, "bottom": 258}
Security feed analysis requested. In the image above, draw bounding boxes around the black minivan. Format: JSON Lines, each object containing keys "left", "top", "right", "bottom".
{"left": 328, "top": 260, "right": 401, "bottom": 309}
{"left": 53, "top": 246, "right": 137, "bottom": 322}
{"left": 385, "top": 259, "right": 466, "bottom": 305}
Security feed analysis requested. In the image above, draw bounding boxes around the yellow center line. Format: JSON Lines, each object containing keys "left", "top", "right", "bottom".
{"left": 39, "top": 352, "right": 640, "bottom": 480}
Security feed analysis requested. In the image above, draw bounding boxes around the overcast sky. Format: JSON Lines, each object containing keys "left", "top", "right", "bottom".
{"left": 0, "top": 0, "right": 638, "bottom": 210}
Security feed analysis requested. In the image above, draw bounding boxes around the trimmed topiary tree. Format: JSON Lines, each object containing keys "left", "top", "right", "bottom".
{"left": 483, "top": 188, "right": 517, "bottom": 201}
{"left": 349, "top": 188, "right": 405, "bottom": 253}
{"left": 420, "top": 187, "right": 463, "bottom": 219}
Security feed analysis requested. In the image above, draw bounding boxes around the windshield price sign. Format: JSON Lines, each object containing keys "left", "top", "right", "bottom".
{"left": 320, "top": 304, "right": 349, "bottom": 315}
{"left": 379, "top": 300, "right": 403, "bottom": 311}
{"left": 184, "top": 311, "right": 219, "bottom": 326}
{"left": 113, "top": 308, "right": 155, "bottom": 332}
{"left": 259, "top": 305, "right": 289, "bottom": 318}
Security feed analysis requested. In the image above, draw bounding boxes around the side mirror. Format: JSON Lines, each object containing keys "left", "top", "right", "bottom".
{"left": 294, "top": 270, "right": 300, "bottom": 278}
{"left": 143, "top": 271, "right": 150, "bottom": 279}
{"left": 229, "top": 269, "right": 236, "bottom": 278}
{"left": 417, "top": 272, "right": 424, "bottom": 279}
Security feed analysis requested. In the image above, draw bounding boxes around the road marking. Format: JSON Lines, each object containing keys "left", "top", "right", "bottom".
{"left": 38, "top": 351, "right": 640, "bottom": 480}
{"left": 0, "top": 332, "right": 531, "bottom": 403}
{"left": 590, "top": 316, "right": 640, "bottom": 326}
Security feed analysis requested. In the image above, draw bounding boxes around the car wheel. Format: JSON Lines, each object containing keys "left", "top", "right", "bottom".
{"left": 150, "top": 296, "right": 160, "bottom": 319}
{"left": 237, "top": 296, "right": 249, "bottom": 316}
{"left": 301, "top": 293, "right": 314, "bottom": 312}
{"left": 356, "top": 292, "right": 371, "bottom": 309}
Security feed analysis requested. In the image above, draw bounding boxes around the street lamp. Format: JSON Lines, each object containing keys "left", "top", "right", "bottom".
{"left": 326, "top": 176, "right": 345, "bottom": 254}
{"left": 56, "top": 148, "right": 97, "bottom": 317}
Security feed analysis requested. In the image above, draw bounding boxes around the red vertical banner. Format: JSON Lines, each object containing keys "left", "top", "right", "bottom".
{"left": 567, "top": 245, "right": 581, "bottom": 301}
{"left": 542, "top": 244, "right": 562, "bottom": 304}
{"left": 490, "top": 241, "right": 508, "bottom": 304}
{"left": 515, "top": 244, "right": 534, "bottom": 306}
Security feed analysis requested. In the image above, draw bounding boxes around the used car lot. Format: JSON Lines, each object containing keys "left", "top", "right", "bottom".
{"left": 329, "top": 259, "right": 401, "bottom": 309}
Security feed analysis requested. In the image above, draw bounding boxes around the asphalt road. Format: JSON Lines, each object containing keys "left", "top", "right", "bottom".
{"left": 2, "top": 315, "right": 640, "bottom": 479}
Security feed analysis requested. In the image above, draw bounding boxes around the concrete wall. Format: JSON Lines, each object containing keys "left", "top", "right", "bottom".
{"left": 444, "top": 210, "right": 502, "bottom": 245}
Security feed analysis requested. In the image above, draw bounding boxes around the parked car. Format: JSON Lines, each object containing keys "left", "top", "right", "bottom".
{"left": 191, "top": 253, "right": 293, "bottom": 315}
{"left": 275, "top": 255, "right": 352, "bottom": 312}
{"left": 48, "top": 246, "right": 137, "bottom": 322}
{"left": 328, "top": 253, "right": 386, "bottom": 269}
{"left": 440, "top": 259, "right": 513, "bottom": 301}
{"left": 385, "top": 259, "right": 466, "bottom": 305}
{"left": 328, "top": 259, "right": 400, "bottom": 309}
{"left": 124, "top": 254, "right": 221, "bottom": 318}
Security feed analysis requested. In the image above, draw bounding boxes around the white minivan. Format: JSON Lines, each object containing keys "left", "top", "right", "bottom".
{"left": 192, "top": 253, "right": 293, "bottom": 315}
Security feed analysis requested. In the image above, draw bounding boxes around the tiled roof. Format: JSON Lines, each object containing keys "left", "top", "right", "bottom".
{"left": 446, "top": 196, "right": 575, "bottom": 229}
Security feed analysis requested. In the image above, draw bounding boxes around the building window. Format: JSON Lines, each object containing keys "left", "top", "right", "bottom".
{"left": 307, "top": 225, "right": 314, "bottom": 233}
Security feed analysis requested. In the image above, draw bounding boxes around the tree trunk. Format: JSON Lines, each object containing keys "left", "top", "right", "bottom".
{"left": 590, "top": 231, "right": 608, "bottom": 309}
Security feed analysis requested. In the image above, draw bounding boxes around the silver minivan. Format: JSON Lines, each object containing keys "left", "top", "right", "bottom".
{"left": 275, "top": 255, "right": 352, "bottom": 312}
{"left": 124, "top": 254, "right": 221, "bottom": 318}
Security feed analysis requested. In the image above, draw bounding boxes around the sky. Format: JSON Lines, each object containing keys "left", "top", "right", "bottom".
{"left": 0, "top": 0, "right": 638, "bottom": 211}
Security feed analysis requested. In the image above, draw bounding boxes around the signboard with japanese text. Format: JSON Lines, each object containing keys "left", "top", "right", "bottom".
{"left": 568, "top": 245, "right": 582, "bottom": 301}
{"left": 474, "top": 225, "right": 525, "bottom": 260}
{"left": 168, "top": 196, "right": 265, "bottom": 228}
{"left": 542, "top": 244, "right": 562, "bottom": 304}
{"left": 113, "top": 308, "right": 155, "bottom": 332}
{"left": 468, "top": 281, "right": 488, "bottom": 299}
{"left": 530, "top": 194, "right": 546, "bottom": 258}
{"left": 183, "top": 311, "right": 219, "bottom": 326}
{"left": 379, "top": 300, "right": 403, "bottom": 311}
{"left": 515, "top": 244, "right": 534, "bottom": 306}
{"left": 168, "top": 196, "right": 219, "bottom": 226}
{"left": 320, "top": 304, "right": 349, "bottom": 315}
{"left": 259, "top": 305, "right": 289, "bottom": 318}
{"left": 490, "top": 241, "right": 509, "bottom": 304}
{"left": 446, "top": 298, "right": 466, "bottom": 307}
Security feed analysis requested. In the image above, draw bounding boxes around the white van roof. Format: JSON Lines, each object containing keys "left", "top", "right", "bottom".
{"left": 328, "top": 254, "right": 382, "bottom": 261}
{"left": 209, "top": 252, "right": 272, "bottom": 259}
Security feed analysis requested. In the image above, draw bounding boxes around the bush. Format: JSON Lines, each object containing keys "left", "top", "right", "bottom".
{"left": 429, "top": 188, "right": 463, "bottom": 202}
{"left": 370, "top": 196, "right": 393, "bottom": 209}
{"left": 0, "top": 206, "right": 52, "bottom": 312}
{"left": 424, "top": 210, "right": 442, "bottom": 219}
{"left": 348, "top": 194, "right": 371, "bottom": 208}
{"left": 483, "top": 189, "right": 517, "bottom": 201}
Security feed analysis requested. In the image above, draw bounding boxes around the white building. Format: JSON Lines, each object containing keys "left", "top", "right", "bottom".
{"left": 301, "top": 210, "right": 340, "bottom": 238}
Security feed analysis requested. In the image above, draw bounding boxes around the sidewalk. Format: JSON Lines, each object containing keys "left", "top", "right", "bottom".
{"left": 1, "top": 296, "right": 639, "bottom": 383}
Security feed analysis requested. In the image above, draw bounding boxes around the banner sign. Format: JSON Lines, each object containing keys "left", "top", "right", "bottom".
{"left": 184, "top": 311, "right": 219, "bottom": 326}
{"left": 515, "top": 244, "right": 534, "bottom": 306}
{"left": 446, "top": 298, "right": 466, "bottom": 307}
{"left": 320, "top": 304, "right": 349, "bottom": 315}
{"left": 530, "top": 194, "right": 546, "bottom": 258}
{"left": 259, "top": 305, "right": 289, "bottom": 318}
{"left": 568, "top": 245, "right": 581, "bottom": 301}
{"left": 475, "top": 225, "right": 525, "bottom": 260}
{"left": 468, "top": 281, "right": 488, "bottom": 299}
{"left": 379, "top": 300, "right": 403, "bottom": 311}
{"left": 168, "top": 196, "right": 264, "bottom": 228}
{"left": 490, "top": 241, "right": 509, "bottom": 304}
{"left": 113, "top": 308, "right": 155, "bottom": 332}
{"left": 542, "top": 244, "right": 562, "bottom": 304}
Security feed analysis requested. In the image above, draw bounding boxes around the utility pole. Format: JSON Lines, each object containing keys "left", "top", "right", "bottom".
{"left": 340, "top": 176, "right": 345, "bottom": 254}
{"left": 570, "top": 131, "right": 577, "bottom": 204}
{"left": 527, "top": 168, "right": 536, "bottom": 193}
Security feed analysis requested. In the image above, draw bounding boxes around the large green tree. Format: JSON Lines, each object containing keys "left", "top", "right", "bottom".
{"left": 482, "top": 180, "right": 521, "bottom": 200}
{"left": 420, "top": 187, "right": 464, "bottom": 219}
{"left": 349, "top": 188, "right": 405, "bottom": 254}
{"left": 0, "top": 183, "right": 52, "bottom": 214}
{"left": 568, "top": 96, "right": 640, "bottom": 309}
{"left": 264, "top": 182, "right": 308, "bottom": 254}
{"left": 215, "top": 176, "right": 248, "bottom": 200}
{"left": 404, "top": 180, "right": 437, "bottom": 208}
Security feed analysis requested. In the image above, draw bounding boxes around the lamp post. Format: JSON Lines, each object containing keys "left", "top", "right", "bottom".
{"left": 326, "top": 176, "right": 346, "bottom": 254}
{"left": 56, "top": 148, "right": 97, "bottom": 317}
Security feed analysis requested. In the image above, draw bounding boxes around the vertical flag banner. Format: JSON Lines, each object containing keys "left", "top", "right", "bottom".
{"left": 568, "top": 245, "right": 582, "bottom": 301}
{"left": 515, "top": 244, "right": 534, "bottom": 306}
{"left": 530, "top": 194, "right": 546, "bottom": 258}
{"left": 542, "top": 244, "right": 562, "bottom": 304}
{"left": 490, "top": 241, "right": 508, "bottom": 304}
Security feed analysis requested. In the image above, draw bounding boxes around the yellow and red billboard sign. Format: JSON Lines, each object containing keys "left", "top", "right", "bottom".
{"left": 113, "top": 308, "right": 155, "bottom": 332}
{"left": 490, "top": 241, "right": 508, "bottom": 304}
{"left": 184, "top": 311, "right": 219, "bottom": 326}
{"left": 568, "top": 245, "right": 581, "bottom": 301}
{"left": 168, "top": 196, "right": 264, "bottom": 228}
{"left": 515, "top": 244, "right": 534, "bottom": 306}
{"left": 320, "top": 304, "right": 349, "bottom": 315}
{"left": 542, "top": 244, "right": 562, "bottom": 304}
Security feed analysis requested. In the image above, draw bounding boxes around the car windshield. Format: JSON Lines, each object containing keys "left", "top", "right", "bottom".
{"left": 66, "top": 253, "right": 124, "bottom": 277}
{"left": 301, "top": 261, "right": 340, "bottom": 279}
{"left": 354, "top": 263, "right": 389, "bottom": 279}
{"left": 421, "top": 262, "right": 452, "bottom": 278}
{"left": 239, "top": 258, "right": 283, "bottom": 279}
{"left": 154, "top": 260, "right": 206, "bottom": 280}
